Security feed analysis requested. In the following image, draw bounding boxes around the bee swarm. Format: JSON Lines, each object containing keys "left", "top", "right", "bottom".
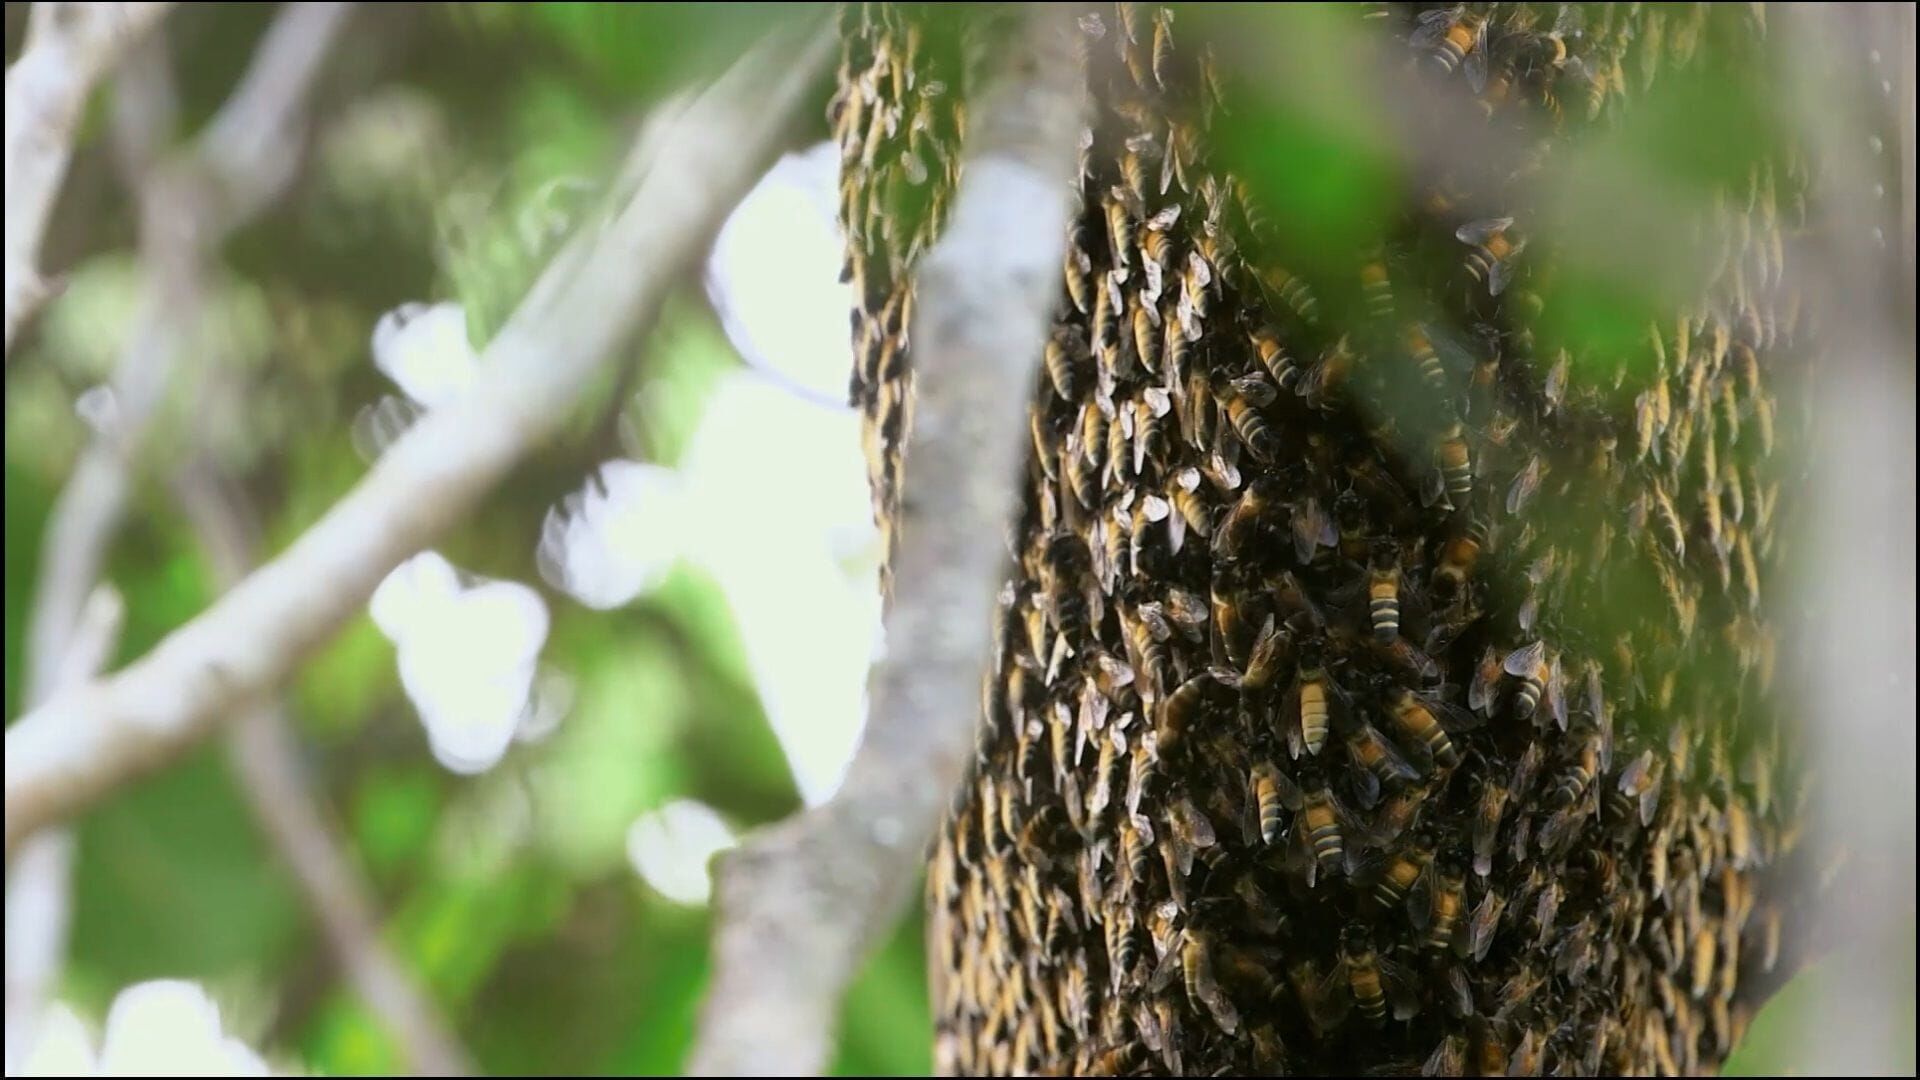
{"left": 835, "top": 3, "right": 1813, "bottom": 1075}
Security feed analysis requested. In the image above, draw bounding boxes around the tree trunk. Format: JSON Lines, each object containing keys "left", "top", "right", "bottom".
{"left": 836, "top": 3, "right": 1815, "bottom": 1074}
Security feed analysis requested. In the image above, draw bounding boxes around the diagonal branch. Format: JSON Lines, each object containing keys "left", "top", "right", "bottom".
{"left": 687, "top": 8, "right": 1088, "bottom": 1075}
{"left": 3, "top": 17, "right": 837, "bottom": 860}
{"left": 175, "top": 464, "right": 473, "bottom": 1077}
{"left": 4, "top": 1, "right": 176, "bottom": 358}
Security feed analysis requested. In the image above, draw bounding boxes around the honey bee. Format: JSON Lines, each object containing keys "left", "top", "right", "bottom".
{"left": 1413, "top": 5, "right": 1490, "bottom": 91}
{"left": 1364, "top": 780, "right": 1434, "bottom": 846}
{"left": 1214, "top": 475, "right": 1282, "bottom": 559}
{"left": 1104, "top": 194, "right": 1134, "bottom": 283}
{"left": 1257, "top": 263, "right": 1321, "bottom": 326}
{"left": 1149, "top": 926, "right": 1240, "bottom": 1035}
{"left": 1424, "top": 1034, "right": 1467, "bottom": 1077}
{"left": 1043, "top": 327, "right": 1083, "bottom": 402}
{"left": 1250, "top": 761, "right": 1292, "bottom": 846}
{"left": 1131, "top": 296, "right": 1161, "bottom": 374}
{"left": 1404, "top": 324, "right": 1449, "bottom": 391}
{"left": 1355, "top": 846, "right": 1427, "bottom": 917}
{"left": 1433, "top": 514, "right": 1491, "bottom": 602}
{"left": 1425, "top": 423, "right": 1475, "bottom": 509}
{"left": 1457, "top": 217, "right": 1526, "bottom": 296}
{"left": 1290, "top": 491, "right": 1339, "bottom": 565}
{"left": 1156, "top": 668, "right": 1234, "bottom": 758}
{"left": 1467, "top": 884, "right": 1507, "bottom": 962}
{"left": 1289, "top": 958, "right": 1345, "bottom": 1036}
{"left": 1303, "top": 335, "right": 1355, "bottom": 413}
{"left": 1283, "top": 649, "right": 1347, "bottom": 757}
{"left": 1413, "top": 864, "right": 1468, "bottom": 953}
{"left": 1063, "top": 224, "right": 1094, "bottom": 314}
{"left": 1551, "top": 730, "right": 1603, "bottom": 811}
{"left": 1471, "top": 772, "right": 1510, "bottom": 877}
{"left": 1468, "top": 643, "right": 1504, "bottom": 714}
{"left": 1384, "top": 684, "right": 1483, "bottom": 771}
{"left": 1251, "top": 327, "right": 1301, "bottom": 392}
{"left": 1223, "top": 390, "right": 1280, "bottom": 462}
{"left": 1343, "top": 719, "right": 1421, "bottom": 807}
{"left": 1365, "top": 543, "right": 1406, "bottom": 643}
{"left": 1240, "top": 615, "right": 1290, "bottom": 692}
{"left": 1360, "top": 258, "right": 1396, "bottom": 323}
{"left": 1332, "top": 924, "right": 1420, "bottom": 1023}
{"left": 1293, "top": 784, "right": 1352, "bottom": 885}
{"left": 1502, "top": 640, "right": 1567, "bottom": 727}
{"left": 1607, "top": 749, "right": 1662, "bottom": 829}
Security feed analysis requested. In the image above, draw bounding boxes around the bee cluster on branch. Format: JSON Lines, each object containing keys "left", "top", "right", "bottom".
{"left": 835, "top": 3, "right": 1819, "bottom": 1075}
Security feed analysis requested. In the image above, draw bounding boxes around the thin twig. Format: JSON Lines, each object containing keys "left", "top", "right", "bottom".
{"left": 687, "top": 9, "right": 1088, "bottom": 1075}
{"left": 174, "top": 464, "right": 473, "bottom": 1077}
{"left": 4, "top": 2, "right": 176, "bottom": 358}
{"left": 4, "top": 17, "right": 836, "bottom": 859}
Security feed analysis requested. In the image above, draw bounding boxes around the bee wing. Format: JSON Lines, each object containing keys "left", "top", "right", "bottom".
{"left": 1470, "top": 647, "right": 1500, "bottom": 712}
{"left": 1464, "top": 20, "right": 1491, "bottom": 93}
{"left": 1547, "top": 656, "right": 1569, "bottom": 731}
{"left": 1231, "top": 373, "right": 1278, "bottom": 407}
{"left": 1420, "top": 466, "right": 1448, "bottom": 509}
{"left": 1455, "top": 217, "right": 1515, "bottom": 245}
{"left": 1503, "top": 640, "right": 1547, "bottom": 677}
{"left": 1430, "top": 694, "right": 1487, "bottom": 733}
{"left": 1406, "top": 865, "right": 1434, "bottom": 931}
{"left": 1148, "top": 932, "right": 1186, "bottom": 993}
{"left": 1379, "top": 956, "right": 1424, "bottom": 1020}
{"left": 1410, "top": 6, "right": 1457, "bottom": 47}
{"left": 1469, "top": 891, "right": 1503, "bottom": 962}
{"left": 1487, "top": 254, "right": 1515, "bottom": 297}
{"left": 1506, "top": 456, "right": 1542, "bottom": 515}
{"left": 1347, "top": 765, "right": 1382, "bottom": 812}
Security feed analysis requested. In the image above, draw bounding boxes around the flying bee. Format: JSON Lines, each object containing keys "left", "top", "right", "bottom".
{"left": 1331, "top": 924, "right": 1420, "bottom": 1023}
{"left": 1342, "top": 719, "right": 1421, "bottom": 808}
{"left": 1501, "top": 640, "right": 1567, "bottom": 727}
{"left": 1423, "top": 423, "right": 1474, "bottom": 509}
{"left": 1413, "top": 5, "right": 1490, "bottom": 92}
{"left": 1412, "top": 863, "right": 1468, "bottom": 954}
{"left": 1457, "top": 217, "right": 1527, "bottom": 296}
{"left": 1405, "top": 324, "right": 1448, "bottom": 391}
{"left": 1471, "top": 772, "right": 1510, "bottom": 876}
{"left": 1383, "top": 684, "right": 1483, "bottom": 771}
{"left": 1282, "top": 648, "right": 1347, "bottom": 757}
{"left": 1365, "top": 541, "right": 1406, "bottom": 643}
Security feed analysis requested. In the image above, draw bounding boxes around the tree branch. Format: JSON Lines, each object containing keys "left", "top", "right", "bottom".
{"left": 3, "top": 586, "right": 122, "bottom": 1073}
{"left": 174, "top": 464, "right": 473, "bottom": 1077}
{"left": 687, "top": 9, "right": 1088, "bottom": 1075}
{"left": 4, "top": 2, "right": 176, "bottom": 358}
{"left": 3, "top": 17, "right": 836, "bottom": 859}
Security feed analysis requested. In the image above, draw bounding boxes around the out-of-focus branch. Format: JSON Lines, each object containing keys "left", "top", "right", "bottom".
{"left": 25, "top": 1, "right": 355, "bottom": 741}
{"left": 3, "top": 2, "right": 175, "bottom": 358}
{"left": 1772, "top": 5, "right": 1916, "bottom": 1074}
{"left": 688, "top": 10, "right": 1087, "bottom": 1076}
{"left": 174, "top": 465, "right": 472, "bottom": 1077}
{"left": 3, "top": 18, "right": 836, "bottom": 858}
{"left": 8, "top": 10, "right": 353, "bottom": 1063}
{"left": 4, "top": 586, "right": 122, "bottom": 1073}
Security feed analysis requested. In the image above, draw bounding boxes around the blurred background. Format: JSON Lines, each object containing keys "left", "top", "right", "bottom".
{"left": 3, "top": 3, "right": 1912, "bottom": 1075}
